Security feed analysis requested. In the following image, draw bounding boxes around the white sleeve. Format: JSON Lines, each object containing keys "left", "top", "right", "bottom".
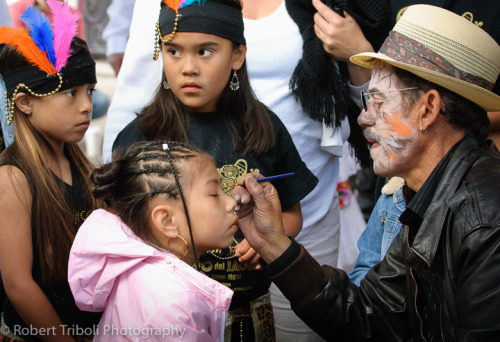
{"left": 101, "top": 0, "right": 163, "bottom": 162}
{"left": 102, "top": 0, "right": 136, "bottom": 56}
{"left": 0, "top": 0, "right": 13, "bottom": 27}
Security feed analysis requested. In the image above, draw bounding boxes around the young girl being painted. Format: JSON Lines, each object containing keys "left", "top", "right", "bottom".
{"left": 111, "top": 0, "right": 317, "bottom": 340}
{"left": 0, "top": 1, "right": 102, "bottom": 341}
{"left": 68, "top": 141, "right": 237, "bottom": 342}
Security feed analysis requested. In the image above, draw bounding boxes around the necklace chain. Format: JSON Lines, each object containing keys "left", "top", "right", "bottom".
{"left": 207, "top": 250, "right": 237, "bottom": 260}
{"left": 206, "top": 238, "right": 239, "bottom": 260}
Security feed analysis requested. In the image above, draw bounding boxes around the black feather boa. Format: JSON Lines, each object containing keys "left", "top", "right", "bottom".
{"left": 285, "top": 0, "right": 391, "bottom": 168}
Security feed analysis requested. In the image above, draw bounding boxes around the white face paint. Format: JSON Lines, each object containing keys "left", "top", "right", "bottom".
{"left": 357, "top": 64, "right": 421, "bottom": 178}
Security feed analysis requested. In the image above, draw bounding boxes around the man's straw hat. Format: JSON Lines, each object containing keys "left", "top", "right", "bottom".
{"left": 350, "top": 4, "right": 500, "bottom": 111}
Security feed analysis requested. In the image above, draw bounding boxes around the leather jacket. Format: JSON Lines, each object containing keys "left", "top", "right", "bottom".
{"left": 269, "top": 137, "right": 500, "bottom": 341}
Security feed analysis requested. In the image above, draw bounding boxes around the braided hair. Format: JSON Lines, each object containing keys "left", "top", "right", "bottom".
{"left": 91, "top": 141, "right": 213, "bottom": 270}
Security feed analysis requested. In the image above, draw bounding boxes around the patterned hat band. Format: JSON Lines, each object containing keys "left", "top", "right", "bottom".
{"left": 379, "top": 30, "right": 494, "bottom": 91}
{"left": 350, "top": 5, "right": 500, "bottom": 111}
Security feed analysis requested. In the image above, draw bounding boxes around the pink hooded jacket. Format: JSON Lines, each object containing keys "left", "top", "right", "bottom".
{"left": 68, "top": 209, "right": 233, "bottom": 341}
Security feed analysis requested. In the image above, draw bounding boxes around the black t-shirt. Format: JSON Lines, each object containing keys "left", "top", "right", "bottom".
{"left": 2, "top": 160, "right": 101, "bottom": 341}
{"left": 113, "top": 110, "right": 318, "bottom": 309}
{"left": 390, "top": 0, "right": 500, "bottom": 94}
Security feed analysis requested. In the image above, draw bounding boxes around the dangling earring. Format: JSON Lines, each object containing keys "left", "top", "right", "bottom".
{"left": 229, "top": 70, "right": 240, "bottom": 91}
{"left": 167, "top": 235, "right": 189, "bottom": 259}
{"left": 4, "top": 93, "right": 13, "bottom": 126}
{"left": 163, "top": 79, "right": 171, "bottom": 90}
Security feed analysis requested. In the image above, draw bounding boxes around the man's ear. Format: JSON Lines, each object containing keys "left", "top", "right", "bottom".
{"left": 419, "top": 89, "right": 444, "bottom": 131}
{"left": 14, "top": 93, "right": 33, "bottom": 115}
{"left": 151, "top": 204, "right": 179, "bottom": 239}
{"left": 232, "top": 44, "right": 247, "bottom": 71}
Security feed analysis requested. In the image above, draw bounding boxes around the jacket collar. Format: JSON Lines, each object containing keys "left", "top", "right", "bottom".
{"left": 407, "top": 136, "right": 483, "bottom": 267}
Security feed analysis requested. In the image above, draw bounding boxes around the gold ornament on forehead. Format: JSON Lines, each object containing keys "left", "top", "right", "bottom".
{"left": 153, "top": 14, "right": 182, "bottom": 61}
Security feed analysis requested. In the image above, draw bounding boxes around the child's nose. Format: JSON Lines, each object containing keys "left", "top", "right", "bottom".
{"left": 227, "top": 195, "right": 237, "bottom": 213}
{"left": 81, "top": 94, "right": 93, "bottom": 115}
{"left": 181, "top": 55, "right": 199, "bottom": 75}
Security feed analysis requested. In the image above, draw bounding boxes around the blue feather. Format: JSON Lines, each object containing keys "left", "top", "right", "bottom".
{"left": 179, "top": 0, "right": 205, "bottom": 9}
{"left": 20, "top": 6, "right": 56, "bottom": 67}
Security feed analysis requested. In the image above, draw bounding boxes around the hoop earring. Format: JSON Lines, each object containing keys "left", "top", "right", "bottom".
{"left": 163, "top": 80, "right": 171, "bottom": 90}
{"left": 420, "top": 127, "right": 427, "bottom": 134}
{"left": 167, "top": 235, "right": 189, "bottom": 259}
{"left": 229, "top": 70, "right": 240, "bottom": 91}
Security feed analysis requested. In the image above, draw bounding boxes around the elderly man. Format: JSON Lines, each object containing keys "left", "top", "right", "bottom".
{"left": 235, "top": 4, "right": 500, "bottom": 341}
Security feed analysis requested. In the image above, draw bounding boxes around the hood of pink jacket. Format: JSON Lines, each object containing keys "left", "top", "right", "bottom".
{"left": 68, "top": 209, "right": 232, "bottom": 313}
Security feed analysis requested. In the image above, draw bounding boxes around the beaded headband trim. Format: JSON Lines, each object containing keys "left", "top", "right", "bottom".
{"left": 153, "top": 0, "right": 246, "bottom": 60}
{"left": 3, "top": 50, "right": 96, "bottom": 125}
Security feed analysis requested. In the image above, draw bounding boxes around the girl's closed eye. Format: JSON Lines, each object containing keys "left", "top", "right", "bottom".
{"left": 207, "top": 182, "right": 223, "bottom": 198}
{"left": 209, "top": 187, "right": 221, "bottom": 198}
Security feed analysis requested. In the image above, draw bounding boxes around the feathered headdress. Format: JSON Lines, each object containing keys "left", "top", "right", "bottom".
{"left": 0, "top": 0, "right": 80, "bottom": 125}
{"left": 46, "top": 0, "right": 80, "bottom": 71}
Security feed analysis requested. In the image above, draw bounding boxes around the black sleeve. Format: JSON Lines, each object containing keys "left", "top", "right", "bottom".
{"left": 268, "top": 113, "right": 318, "bottom": 210}
{"left": 269, "top": 232, "right": 412, "bottom": 341}
{"left": 111, "top": 117, "right": 149, "bottom": 158}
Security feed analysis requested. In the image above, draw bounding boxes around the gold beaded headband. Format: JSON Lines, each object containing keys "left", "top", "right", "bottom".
{"left": 3, "top": 51, "right": 96, "bottom": 125}
{"left": 153, "top": 14, "right": 182, "bottom": 61}
{"left": 4, "top": 74, "right": 63, "bottom": 125}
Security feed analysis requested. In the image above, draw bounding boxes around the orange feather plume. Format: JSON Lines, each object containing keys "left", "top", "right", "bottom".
{"left": 0, "top": 26, "right": 56, "bottom": 75}
{"left": 163, "top": 0, "right": 183, "bottom": 13}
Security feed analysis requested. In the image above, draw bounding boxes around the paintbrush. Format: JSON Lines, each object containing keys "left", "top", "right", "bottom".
{"left": 227, "top": 172, "right": 295, "bottom": 187}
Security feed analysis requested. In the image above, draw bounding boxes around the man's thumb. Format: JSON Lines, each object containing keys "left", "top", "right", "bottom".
{"left": 244, "top": 175, "right": 266, "bottom": 199}
{"left": 245, "top": 176, "right": 281, "bottom": 209}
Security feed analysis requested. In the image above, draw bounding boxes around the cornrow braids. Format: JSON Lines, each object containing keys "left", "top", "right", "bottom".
{"left": 90, "top": 140, "right": 210, "bottom": 269}
{"left": 162, "top": 143, "right": 199, "bottom": 271}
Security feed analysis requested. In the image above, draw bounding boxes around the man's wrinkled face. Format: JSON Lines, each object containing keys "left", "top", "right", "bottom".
{"left": 357, "top": 63, "right": 421, "bottom": 178}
